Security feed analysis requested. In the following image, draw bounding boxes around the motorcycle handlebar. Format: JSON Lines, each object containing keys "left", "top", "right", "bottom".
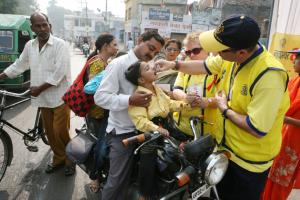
{"left": 122, "top": 133, "right": 152, "bottom": 147}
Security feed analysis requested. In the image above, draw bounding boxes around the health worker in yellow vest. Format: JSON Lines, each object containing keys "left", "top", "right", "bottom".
{"left": 155, "top": 15, "right": 290, "bottom": 200}
{"left": 172, "top": 32, "right": 220, "bottom": 138}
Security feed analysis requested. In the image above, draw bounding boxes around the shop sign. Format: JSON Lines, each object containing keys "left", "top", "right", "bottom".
{"left": 149, "top": 8, "right": 170, "bottom": 21}
{"left": 173, "top": 14, "right": 183, "bottom": 22}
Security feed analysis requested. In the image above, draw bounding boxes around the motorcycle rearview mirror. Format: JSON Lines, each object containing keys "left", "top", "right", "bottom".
{"left": 189, "top": 116, "right": 203, "bottom": 141}
{"left": 189, "top": 116, "right": 214, "bottom": 141}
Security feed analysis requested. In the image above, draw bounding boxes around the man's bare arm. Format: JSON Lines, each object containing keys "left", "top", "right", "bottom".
{"left": 155, "top": 59, "right": 208, "bottom": 75}
{"left": 215, "top": 90, "right": 263, "bottom": 138}
{"left": 30, "top": 83, "right": 53, "bottom": 97}
{"left": 224, "top": 109, "right": 262, "bottom": 138}
{"left": 284, "top": 116, "right": 300, "bottom": 127}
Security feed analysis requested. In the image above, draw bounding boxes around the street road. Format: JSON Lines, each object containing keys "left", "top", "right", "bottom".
{"left": 0, "top": 46, "right": 101, "bottom": 200}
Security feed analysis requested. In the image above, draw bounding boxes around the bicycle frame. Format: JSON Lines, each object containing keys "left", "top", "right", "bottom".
{"left": 0, "top": 89, "right": 49, "bottom": 182}
{"left": 0, "top": 90, "right": 41, "bottom": 142}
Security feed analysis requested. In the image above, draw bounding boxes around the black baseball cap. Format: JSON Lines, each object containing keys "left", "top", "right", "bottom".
{"left": 199, "top": 15, "right": 261, "bottom": 52}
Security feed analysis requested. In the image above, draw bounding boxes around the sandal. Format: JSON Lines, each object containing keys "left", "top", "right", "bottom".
{"left": 89, "top": 180, "right": 100, "bottom": 193}
{"left": 64, "top": 164, "right": 76, "bottom": 176}
{"left": 45, "top": 163, "right": 64, "bottom": 174}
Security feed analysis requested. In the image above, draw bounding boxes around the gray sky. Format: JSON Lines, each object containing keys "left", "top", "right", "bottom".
{"left": 38, "top": 0, "right": 196, "bottom": 18}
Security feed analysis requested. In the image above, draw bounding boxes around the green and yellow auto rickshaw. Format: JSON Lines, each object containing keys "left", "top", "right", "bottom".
{"left": 0, "top": 14, "right": 35, "bottom": 89}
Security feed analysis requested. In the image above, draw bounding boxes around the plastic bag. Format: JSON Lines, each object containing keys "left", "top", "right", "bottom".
{"left": 66, "top": 132, "right": 96, "bottom": 164}
{"left": 84, "top": 70, "right": 106, "bottom": 94}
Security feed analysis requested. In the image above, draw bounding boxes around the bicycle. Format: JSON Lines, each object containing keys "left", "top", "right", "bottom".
{"left": 0, "top": 89, "right": 49, "bottom": 182}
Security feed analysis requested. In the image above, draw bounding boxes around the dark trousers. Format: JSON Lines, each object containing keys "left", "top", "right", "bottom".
{"left": 138, "top": 148, "right": 157, "bottom": 198}
{"left": 101, "top": 131, "right": 136, "bottom": 200}
{"left": 86, "top": 116, "right": 108, "bottom": 180}
{"left": 215, "top": 160, "right": 269, "bottom": 200}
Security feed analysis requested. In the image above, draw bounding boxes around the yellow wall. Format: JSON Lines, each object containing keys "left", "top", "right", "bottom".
{"left": 269, "top": 32, "right": 300, "bottom": 78}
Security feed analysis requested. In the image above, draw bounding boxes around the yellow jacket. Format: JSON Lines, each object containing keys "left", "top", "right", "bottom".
{"left": 206, "top": 45, "right": 290, "bottom": 172}
{"left": 173, "top": 72, "right": 220, "bottom": 137}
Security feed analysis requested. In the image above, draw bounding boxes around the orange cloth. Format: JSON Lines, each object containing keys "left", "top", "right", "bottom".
{"left": 262, "top": 76, "right": 300, "bottom": 200}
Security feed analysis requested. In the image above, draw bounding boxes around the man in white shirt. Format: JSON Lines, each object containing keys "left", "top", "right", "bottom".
{"left": 126, "top": 37, "right": 134, "bottom": 50}
{"left": 0, "top": 13, "right": 74, "bottom": 176}
{"left": 94, "top": 30, "right": 165, "bottom": 200}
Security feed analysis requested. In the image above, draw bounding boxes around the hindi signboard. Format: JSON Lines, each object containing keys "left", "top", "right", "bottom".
{"left": 149, "top": 8, "right": 170, "bottom": 21}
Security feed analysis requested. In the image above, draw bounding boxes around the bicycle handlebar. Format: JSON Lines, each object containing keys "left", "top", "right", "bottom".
{"left": 0, "top": 90, "right": 30, "bottom": 98}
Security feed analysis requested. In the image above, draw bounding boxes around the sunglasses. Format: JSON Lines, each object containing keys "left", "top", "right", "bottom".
{"left": 166, "top": 47, "right": 180, "bottom": 52}
{"left": 185, "top": 48, "right": 202, "bottom": 56}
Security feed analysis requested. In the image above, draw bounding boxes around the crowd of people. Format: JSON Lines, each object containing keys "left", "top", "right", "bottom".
{"left": 0, "top": 11, "right": 299, "bottom": 200}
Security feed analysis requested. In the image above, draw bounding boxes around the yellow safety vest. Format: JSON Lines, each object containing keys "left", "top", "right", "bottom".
{"left": 173, "top": 74, "right": 219, "bottom": 137}
{"left": 212, "top": 47, "right": 290, "bottom": 172}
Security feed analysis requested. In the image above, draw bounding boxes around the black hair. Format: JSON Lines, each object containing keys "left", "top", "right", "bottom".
{"left": 30, "top": 12, "right": 49, "bottom": 24}
{"left": 140, "top": 30, "right": 165, "bottom": 47}
{"left": 87, "top": 33, "right": 115, "bottom": 60}
{"left": 164, "top": 39, "right": 182, "bottom": 50}
{"left": 125, "top": 61, "right": 142, "bottom": 86}
{"left": 230, "top": 44, "right": 257, "bottom": 53}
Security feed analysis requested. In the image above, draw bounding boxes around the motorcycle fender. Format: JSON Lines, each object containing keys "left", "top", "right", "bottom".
{"left": 0, "top": 130, "right": 13, "bottom": 166}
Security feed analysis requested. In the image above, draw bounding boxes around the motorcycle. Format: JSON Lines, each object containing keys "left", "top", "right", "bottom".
{"left": 122, "top": 116, "right": 229, "bottom": 200}
{"left": 82, "top": 44, "right": 90, "bottom": 58}
{"left": 71, "top": 116, "right": 228, "bottom": 200}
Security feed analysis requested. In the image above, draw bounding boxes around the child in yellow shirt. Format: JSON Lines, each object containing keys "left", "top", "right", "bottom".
{"left": 125, "top": 61, "right": 190, "bottom": 199}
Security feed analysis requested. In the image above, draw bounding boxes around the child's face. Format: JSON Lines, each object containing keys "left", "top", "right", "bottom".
{"left": 293, "top": 54, "right": 300, "bottom": 73}
{"left": 139, "top": 61, "right": 157, "bottom": 83}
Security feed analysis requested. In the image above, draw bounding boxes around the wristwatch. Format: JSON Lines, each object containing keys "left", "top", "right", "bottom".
{"left": 222, "top": 108, "right": 231, "bottom": 119}
{"left": 174, "top": 61, "right": 180, "bottom": 70}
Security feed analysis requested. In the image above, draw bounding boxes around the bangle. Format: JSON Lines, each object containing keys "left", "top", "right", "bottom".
{"left": 222, "top": 108, "right": 230, "bottom": 119}
{"left": 174, "top": 61, "right": 180, "bottom": 70}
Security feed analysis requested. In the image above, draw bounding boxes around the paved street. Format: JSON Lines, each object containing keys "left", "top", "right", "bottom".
{"left": 0, "top": 46, "right": 101, "bottom": 200}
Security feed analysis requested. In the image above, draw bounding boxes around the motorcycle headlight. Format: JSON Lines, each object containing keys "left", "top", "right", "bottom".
{"left": 204, "top": 153, "right": 228, "bottom": 185}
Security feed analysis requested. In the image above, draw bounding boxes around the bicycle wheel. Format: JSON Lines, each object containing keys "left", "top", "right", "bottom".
{"left": 37, "top": 112, "right": 49, "bottom": 145}
{"left": 0, "top": 131, "right": 10, "bottom": 182}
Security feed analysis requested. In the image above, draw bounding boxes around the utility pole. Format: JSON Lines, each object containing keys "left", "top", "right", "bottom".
{"left": 105, "top": 0, "right": 108, "bottom": 32}
{"left": 85, "top": 0, "right": 88, "bottom": 36}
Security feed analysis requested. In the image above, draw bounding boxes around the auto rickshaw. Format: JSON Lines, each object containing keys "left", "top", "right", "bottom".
{"left": 0, "top": 14, "right": 35, "bottom": 89}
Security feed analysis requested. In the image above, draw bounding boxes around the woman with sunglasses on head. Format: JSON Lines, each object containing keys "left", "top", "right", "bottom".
{"left": 156, "top": 39, "right": 182, "bottom": 91}
{"left": 164, "top": 39, "right": 182, "bottom": 61}
{"left": 172, "top": 32, "right": 220, "bottom": 140}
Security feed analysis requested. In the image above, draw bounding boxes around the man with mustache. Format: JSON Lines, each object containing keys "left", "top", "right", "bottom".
{"left": 94, "top": 30, "right": 165, "bottom": 200}
{"left": 0, "top": 12, "right": 74, "bottom": 176}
